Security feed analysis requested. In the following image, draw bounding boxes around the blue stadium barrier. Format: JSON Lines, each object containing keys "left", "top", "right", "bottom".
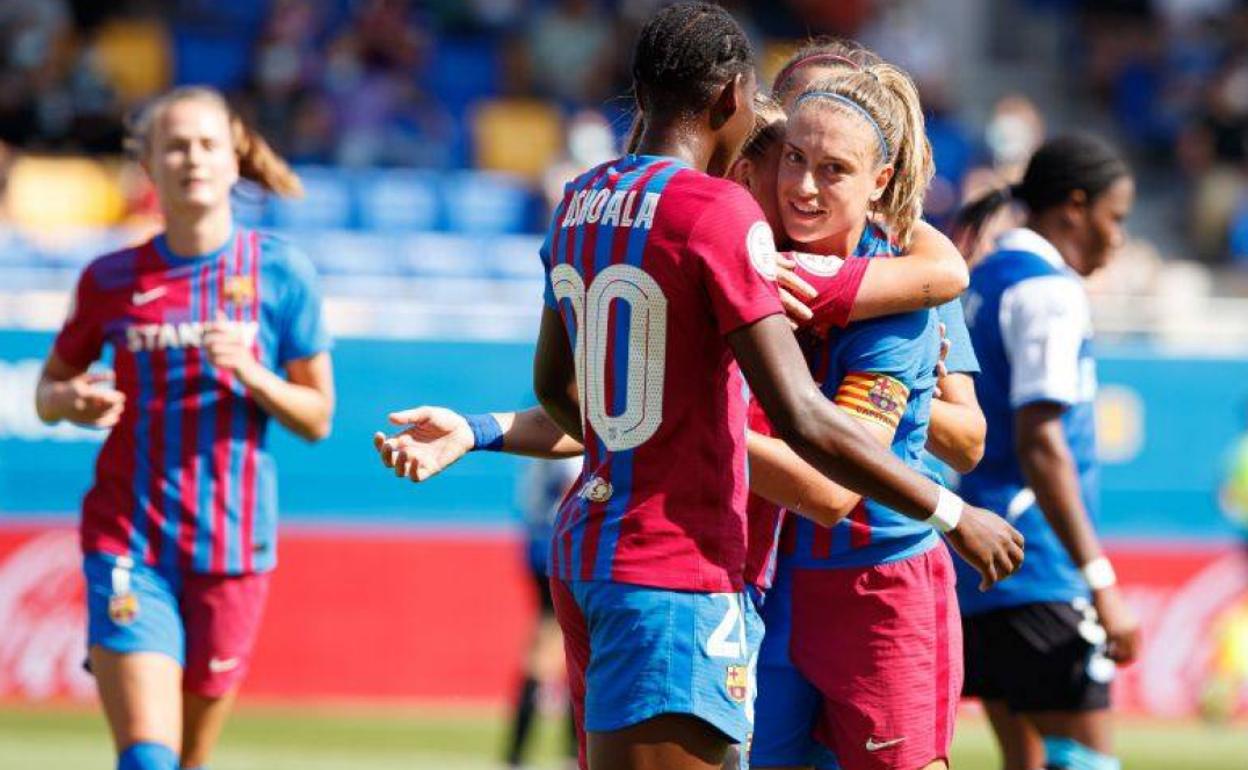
{"left": 356, "top": 170, "right": 443, "bottom": 232}
{"left": 0, "top": 327, "right": 1244, "bottom": 542}
{"left": 269, "top": 166, "right": 358, "bottom": 230}
{"left": 442, "top": 170, "right": 535, "bottom": 234}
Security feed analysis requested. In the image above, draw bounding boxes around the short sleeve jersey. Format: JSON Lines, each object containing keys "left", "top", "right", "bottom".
{"left": 542, "top": 155, "right": 783, "bottom": 592}
{"left": 955, "top": 227, "right": 1099, "bottom": 614}
{"left": 55, "top": 228, "right": 330, "bottom": 575}
{"left": 939, "top": 297, "right": 980, "bottom": 375}
{"left": 782, "top": 223, "right": 943, "bottom": 569}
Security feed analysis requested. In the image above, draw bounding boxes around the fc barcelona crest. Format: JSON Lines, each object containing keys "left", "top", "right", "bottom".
{"left": 223, "top": 276, "right": 255, "bottom": 305}
{"left": 726, "top": 664, "right": 748, "bottom": 703}
{"left": 108, "top": 592, "right": 140, "bottom": 626}
{"left": 868, "top": 375, "right": 901, "bottom": 415}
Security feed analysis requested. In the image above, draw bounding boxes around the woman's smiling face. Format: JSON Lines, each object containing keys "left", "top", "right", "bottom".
{"left": 776, "top": 102, "right": 893, "bottom": 251}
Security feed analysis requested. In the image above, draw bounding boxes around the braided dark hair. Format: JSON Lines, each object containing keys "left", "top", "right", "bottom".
{"left": 1013, "top": 133, "right": 1130, "bottom": 211}
{"left": 953, "top": 133, "right": 1130, "bottom": 254}
{"left": 632, "top": 2, "right": 754, "bottom": 119}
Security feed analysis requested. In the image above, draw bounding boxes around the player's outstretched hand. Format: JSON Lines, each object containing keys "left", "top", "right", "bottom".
{"left": 775, "top": 251, "right": 816, "bottom": 329}
{"left": 1093, "top": 584, "right": 1141, "bottom": 664}
{"left": 372, "top": 406, "right": 474, "bottom": 483}
{"left": 54, "top": 369, "right": 126, "bottom": 428}
{"left": 945, "top": 505, "right": 1025, "bottom": 591}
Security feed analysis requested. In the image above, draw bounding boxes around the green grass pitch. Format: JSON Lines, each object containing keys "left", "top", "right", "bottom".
{"left": 1, "top": 703, "right": 1244, "bottom": 769}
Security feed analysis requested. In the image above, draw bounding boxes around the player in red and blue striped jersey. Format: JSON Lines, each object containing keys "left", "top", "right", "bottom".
{"left": 527, "top": 6, "right": 1020, "bottom": 770}
{"left": 35, "top": 87, "right": 332, "bottom": 770}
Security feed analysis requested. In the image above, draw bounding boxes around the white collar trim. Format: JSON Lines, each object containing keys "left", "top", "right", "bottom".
{"left": 996, "top": 227, "right": 1065, "bottom": 270}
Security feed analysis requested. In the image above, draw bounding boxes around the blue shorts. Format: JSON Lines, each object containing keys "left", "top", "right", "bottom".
{"left": 551, "top": 579, "right": 762, "bottom": 747}
{"left": 751, "top": 559, "right": 840, "bottom": 770}
{"left": 84, "top": 552, "right": 185, "bottom": 664}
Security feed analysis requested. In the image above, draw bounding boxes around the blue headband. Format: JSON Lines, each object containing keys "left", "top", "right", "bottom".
{"left": 794, "top": 91, "right": 891, "bottom": 162}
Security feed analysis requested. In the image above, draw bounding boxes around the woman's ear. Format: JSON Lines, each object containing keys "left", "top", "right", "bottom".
{"left": 709, "top": 73, "right": 744, "bottom": 131}
{"left": 869, "top": 164, "right": 895, "bottom": 203}
{"left": 728, "top": 156, "right": 755, "bottom": 189}
{"left": 1062, "top": 188, "right": 1089, "bottom": 226}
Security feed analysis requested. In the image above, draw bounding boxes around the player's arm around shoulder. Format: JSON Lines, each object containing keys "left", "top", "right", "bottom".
{"left": 846, "top": 220, "right": 969, "bottom": 322}
{"left": 729, "top": 315, "right": 1023, "bottom": 587}
{"left": 744, "top": 316, "right": 914, "bottom": 526}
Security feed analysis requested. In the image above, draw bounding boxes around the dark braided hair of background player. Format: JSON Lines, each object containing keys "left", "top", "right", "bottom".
{"left": 631, "top": 1, "right": 754, "bottom": 120}
{"left": 953, "top": 133, "right": 1131, "bottom": 255}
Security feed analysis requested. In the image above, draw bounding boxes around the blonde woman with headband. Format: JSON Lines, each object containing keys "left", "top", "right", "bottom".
{"left": 746, "top": 58, "right": 984, "bottom": 770}
{"left": 730, "top": 42, "right": 987, "bottom": 619}
{"left": 34, "top": 86, "right": 334, "bottom": 770}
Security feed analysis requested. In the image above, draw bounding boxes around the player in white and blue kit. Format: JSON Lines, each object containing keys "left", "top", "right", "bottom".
{"left": 955, "top": 135, "right": 1140, "bottom": 770}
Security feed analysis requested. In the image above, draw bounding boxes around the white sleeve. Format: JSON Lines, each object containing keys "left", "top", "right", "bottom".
{"left": 999, "top": 275, "right": 1089, "bottom": 408}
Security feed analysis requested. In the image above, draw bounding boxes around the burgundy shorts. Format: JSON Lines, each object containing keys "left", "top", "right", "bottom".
{"left": 788, "top": 546, "right": 963, "bottom": 770}
{"left": 180, "top": 570, "right": 270, "bottom": 697}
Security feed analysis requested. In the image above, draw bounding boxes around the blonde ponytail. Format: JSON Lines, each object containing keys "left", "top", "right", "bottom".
{"left": 868, "top": 64, "right": 933, "bottom": 248}
{"left": 126, "top": 86, "right": 304, "bottom": 199}
{"left": 229, "top": 113, "right": 303, "bottom": 198}
{"left": 795, "top": 62, "right": 934, "bottom": 247}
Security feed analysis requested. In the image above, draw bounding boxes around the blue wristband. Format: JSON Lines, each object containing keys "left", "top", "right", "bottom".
{"left": 465, "top": 413, "right": 505, "bottom": 451}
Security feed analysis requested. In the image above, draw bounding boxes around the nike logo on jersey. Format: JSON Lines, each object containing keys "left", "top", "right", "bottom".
{"left": 208, "top": 657, "right": 240, "bottom": 674}
{"left": 865, "top": 736, "right": 906, "bottom": 752}
{"left": 126, "top": 321, "right": 259, "bottom": 353}
{"left": 132, "top": 286, "right": 168, "bottom": 306}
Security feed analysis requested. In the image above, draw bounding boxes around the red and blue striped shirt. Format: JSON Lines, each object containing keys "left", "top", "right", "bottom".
{"left": 54, "top": 228, "right": 329, "bottom": 575}
{"left": 541, "top": 154, "right": 783, "bottom": 593}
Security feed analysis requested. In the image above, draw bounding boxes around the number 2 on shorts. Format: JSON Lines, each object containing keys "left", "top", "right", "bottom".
{"left": 707, "top": 592, "right": 747, "bottom": 659}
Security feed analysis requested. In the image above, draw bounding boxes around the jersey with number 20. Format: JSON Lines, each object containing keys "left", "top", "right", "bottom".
{"left": 542, "top": 155, "right": 784, "bottom": 593}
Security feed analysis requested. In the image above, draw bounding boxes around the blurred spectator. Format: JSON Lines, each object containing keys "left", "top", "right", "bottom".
{"left": 984, "top": 94, "right": 1046, "bottom": 184}
{"left": 523, "top": 0, "right": 614, "bottom": 107}
{"left": 542, "top": 110, "right": 618, "bottom": 214}
{"left": 0, "top": 0, "right": 1245, "bottom": 277}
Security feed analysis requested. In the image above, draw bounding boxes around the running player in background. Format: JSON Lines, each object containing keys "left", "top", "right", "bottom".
{"left": 35, "top": 87, "right": 333, "bottom": 770}
{"left": 955, "top": 134, "right": 1140, "bottom": 770}
{"left": 504, "top": 455, "right": 580, "bottom": 769}
{"left": 381, "top": 5, "right": 1020, "bottom": 769}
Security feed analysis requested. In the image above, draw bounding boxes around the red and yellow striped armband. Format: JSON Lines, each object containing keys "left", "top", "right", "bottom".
{"left": 834, "top": 372, "right": 909, "bottom": 431}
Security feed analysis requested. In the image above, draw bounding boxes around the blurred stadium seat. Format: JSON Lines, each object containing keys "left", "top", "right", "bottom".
{"left": 269, "top": 166, "right": 356, "bottom": 230}
{"left": 91, "top": 19, "right": 172, "bottom": 104}
{"left": 6, "top": 158, "right": 126, "bottom": 230}
{"left": 471, "top": 99, "right": 563, "bottom": 179}
{"left": 442, "top": 170, "right": 535, "bottom": 234}
{"left": 356, "top": 170, "right": 442, "bottom": 232}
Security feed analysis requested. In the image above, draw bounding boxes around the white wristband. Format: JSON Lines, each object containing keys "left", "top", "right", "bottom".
{"left": 1081, "top": 557, "right": 1117, "bottom": 591}
{"left": 926, "top": 488, "right": 963, "bottom": 533}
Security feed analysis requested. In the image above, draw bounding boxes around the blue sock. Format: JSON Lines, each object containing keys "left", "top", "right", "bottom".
{"left": 118, "top": 742, "right": 179, "bottom": 770}
{"left": 1043, "top": 736, "right": 1121, "bottom": 770}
